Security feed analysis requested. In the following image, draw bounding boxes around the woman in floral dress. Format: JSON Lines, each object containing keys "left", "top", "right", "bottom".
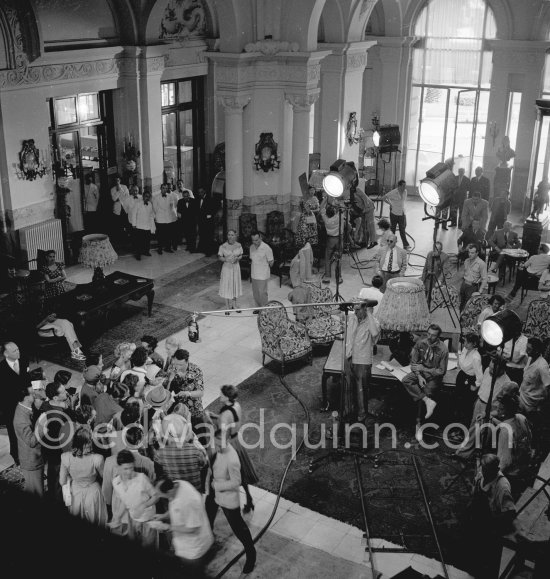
{"left": 218, "top": 229, "right": 243, "bottom": 311}
{"left": 40, "top": 249, "right": 66, "bottom": 299}
{"left": 295, "top": 189, "right": 319, "bottom": 248}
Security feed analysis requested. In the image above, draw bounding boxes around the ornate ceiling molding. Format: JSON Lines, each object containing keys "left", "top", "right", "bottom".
{"left": 0, "top": 58, "right": 120, "bottom": 89}
{"left": 244, "top": 39, "right": 299, "bottom": 56}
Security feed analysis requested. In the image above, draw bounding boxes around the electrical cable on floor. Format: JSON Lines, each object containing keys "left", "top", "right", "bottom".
{"left": 213, "top": 373, "right": 310, "bottom": 578}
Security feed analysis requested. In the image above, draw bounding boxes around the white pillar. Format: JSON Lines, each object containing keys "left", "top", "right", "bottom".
{"left": 219, "top": 95, "right": 250, "bottom": 232}
{"left": 286, "top": 92, "right": 318, "bottom": 228}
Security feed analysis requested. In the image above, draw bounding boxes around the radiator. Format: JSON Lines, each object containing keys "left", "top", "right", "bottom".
{"left": 19, "top": 219, "right": 65, "bottom": 269}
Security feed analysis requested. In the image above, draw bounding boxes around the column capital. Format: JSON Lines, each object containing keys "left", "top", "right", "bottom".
{"left": 319, "top": 41, "right": 377, "bottom": 74}
{"left": 218, "top": 95, "right": 251, "bottom": 112}
{"left": 285, "top": 91, "right": 319, "bottom": 112}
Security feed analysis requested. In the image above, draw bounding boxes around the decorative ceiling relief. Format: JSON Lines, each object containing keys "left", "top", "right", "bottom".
{"left": 159, "top": 0, "right": 207, "bottom": 40}
{"left": 244, "top": 39, "right": 299, "bottom": 56}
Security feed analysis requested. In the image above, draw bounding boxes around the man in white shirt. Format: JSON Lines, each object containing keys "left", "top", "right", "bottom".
{"left": 358, "top": 275, "right": 384, "bottom": 316}
{"left": 153, "top": 183, "right": 179, "bottom": 254}
{"left": 110, "top": 174, "right": 130, "bottom": 242}
{"left": 156, "top": 478, "right": 214, "bottom": 575}
{"left": 249, "top": 231, "right": 274, "bottom": 309}
{"left": 383, "top": 179, "right": 410, "bottom": 249}
{"left": 129, "top": 188, "right": 156, "bottom": 260}
{"left": 346, "top": 302, "right": 380, "bottom": 421}
{"left": 321, "top": 198, "right": 341, "bottom": 283}
{"left": 509, "top": 244, "right": 550, "bottom": 299}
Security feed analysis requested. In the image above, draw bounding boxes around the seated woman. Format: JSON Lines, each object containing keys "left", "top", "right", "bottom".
{"left": 140, "top": 335, "right": 164, "bottom": 369}
{"left": 37, "top": 311, "right": 85, "bottom": 361}
{"left": 39, "top": 249, "right": 67, "bottom": 300}
{"left": 539, "top": 262, "right": 550, "bottom": 298}
{"left": 477, "top": 294, "right": 505, "bottom": 331}
{"left": 289, "top": 241, "right": 314, "bottom": 288}
{"left": 377, "top": 218, "right": 392, "bottom": 248}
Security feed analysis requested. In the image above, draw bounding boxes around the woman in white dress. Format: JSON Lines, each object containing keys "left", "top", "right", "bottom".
{"left": 218, "top": 229, "right": 243, "bottom": 311}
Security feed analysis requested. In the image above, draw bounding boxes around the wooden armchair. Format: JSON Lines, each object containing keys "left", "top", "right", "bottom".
{"left": 257, "top": 300, "right": 312, "bottom": 376}
{"left": 301, "top": 281, "right": 344, "bottom": 346}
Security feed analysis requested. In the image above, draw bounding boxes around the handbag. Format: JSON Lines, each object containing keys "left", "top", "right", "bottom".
{"left": 62, "top": 480, "right": 72, "bottom": 508}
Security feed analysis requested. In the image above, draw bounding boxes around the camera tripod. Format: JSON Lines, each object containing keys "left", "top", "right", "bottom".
{"left": 423, "top": 210, "right": 460, "bottom": 328}
{"left": 330, "top": 204, "right": 368, "bottom": 301}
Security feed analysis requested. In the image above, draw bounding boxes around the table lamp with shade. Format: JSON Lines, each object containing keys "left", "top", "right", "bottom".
{"left": 376, "top": 277, "right": 430, "bottom": 332}
{"left": 79, "top": 234, "right": 118, "bottom": 283}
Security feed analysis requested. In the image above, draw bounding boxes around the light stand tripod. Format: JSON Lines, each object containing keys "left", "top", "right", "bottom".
{"left": 423, "top": 208, "right": 460, "bottom": 328}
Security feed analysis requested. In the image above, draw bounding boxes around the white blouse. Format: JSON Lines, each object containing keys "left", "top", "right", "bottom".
{"left": 458, "top": 348, "right": 483, "bottom": 388}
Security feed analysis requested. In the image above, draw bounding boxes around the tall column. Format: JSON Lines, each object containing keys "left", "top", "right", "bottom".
{"left": 116, "top": 46, "right": 166, "bottom": 192}
{"left": 376, "top": 37, "right": 416, "bottom": 180}
{"left": 286, "top": 92, "right": 318, "bottom": 228}
{"left": 219, "top": 95, "right": 250, "bottom": 232}
{"left": 318, "top": 42, "right": 375, "bottom": 167}
{"left": 487, "top": 40, "right": 547, "bottom": 209}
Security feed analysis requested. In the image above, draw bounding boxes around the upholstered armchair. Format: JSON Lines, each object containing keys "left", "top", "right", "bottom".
{"left": 257, "top": 300, "right": 312, "bottom": 376}
{"left": 301, "top": 281, "right": 344, "bottom": 346}
{"left": 459, "top": 293, "right": 491, "bottom": 337}
{"left": 523, "top": 298, "right": 550, "bottom": 341}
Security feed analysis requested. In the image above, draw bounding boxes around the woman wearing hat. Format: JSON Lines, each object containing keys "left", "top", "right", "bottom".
{"left": 210, "top": 385, "right": 258, "bottom": 514}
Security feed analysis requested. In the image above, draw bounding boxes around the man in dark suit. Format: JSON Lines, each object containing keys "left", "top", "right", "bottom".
{"left": 456, "top": 168, "right": 470, "bottom": 228}
{"left": 196, "top": 187, "right": 220, "bottom": 257}
{"left": 488, "top": 221, "right": 521, "bottom": 273}
{"left": 470, "top": 166, "right": 490, "bottom": 202}
{"left": 0, "top": 341, "right": 32, "bottom": 465}
{"left": 176, "top": 188, "right": 198, "bottom": 252}
{"left": 457, "top": 218, "right": 487, "bottom": 261}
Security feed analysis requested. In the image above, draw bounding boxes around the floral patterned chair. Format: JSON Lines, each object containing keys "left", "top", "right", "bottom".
{"left": 459, "top": 293, "right": 491, "bottom": 337}
{"left": 257, "top": 300, "right": 312, "bottom": 376}
{"left": 301, "top": 281, "right": 344, "bottom": 346}
{"left": 523, "top": 298, "right": 550, "bottom": 341}
{"left": 430, "top": 283, "right": 460, "bottom": 312}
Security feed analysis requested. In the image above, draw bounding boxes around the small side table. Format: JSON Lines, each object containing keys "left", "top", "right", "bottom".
{"left": 487, "top": 273, "right": 499, "bottom": 295}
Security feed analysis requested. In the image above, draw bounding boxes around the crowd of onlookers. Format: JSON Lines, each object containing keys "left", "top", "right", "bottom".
{"left": 1, "top": 334, "right": 257, "bottom": 577}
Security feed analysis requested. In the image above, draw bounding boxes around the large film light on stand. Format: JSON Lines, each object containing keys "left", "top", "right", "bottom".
{"left": 419, "top": 162, "right": 456, "bottom": 209}
{"left": 481, "top": 309, "right": 523, "bottom": 347}
{"left": 372, "top": 124, "right": 401, "bottom": 154}
{"left": 322, "top": 159, "right": 356, "bottom": 198}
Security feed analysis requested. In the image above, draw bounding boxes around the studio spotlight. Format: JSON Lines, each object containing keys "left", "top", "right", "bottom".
{"left": 322, "top": 159, "right": 356, "bottom": 198}
{"left": 372, "top": 124, "right": 401, "bottom": 154}
{"left": 480, "top": 309, "right": 522, "bottom": 347}
{"left": 419, "top": 162, "right": 456, "bottom": 209}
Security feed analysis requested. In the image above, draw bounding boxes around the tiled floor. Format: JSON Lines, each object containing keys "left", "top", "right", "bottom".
{"left": 4, "top": 197, "right": 541, "bottom": 578}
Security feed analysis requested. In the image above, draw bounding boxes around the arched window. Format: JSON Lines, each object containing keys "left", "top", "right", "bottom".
{"left": 405, "top": 0, "right": 496, "bottom": 188}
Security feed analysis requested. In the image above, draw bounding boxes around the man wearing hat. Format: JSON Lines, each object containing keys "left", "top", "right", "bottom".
{"left": 153, "top": 414, "right": 207, "bottom": 492}
{"left": 80, "top": 366, "right": 103, "bottom": 407}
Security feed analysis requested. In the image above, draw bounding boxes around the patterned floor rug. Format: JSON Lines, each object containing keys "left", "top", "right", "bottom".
{"left": 205, "top": 352, "right": 479, "bottom": 572}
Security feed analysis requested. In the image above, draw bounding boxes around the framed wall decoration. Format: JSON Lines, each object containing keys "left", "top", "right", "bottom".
{"left": 19, "top": 139, "right": 48, "bottom": 180}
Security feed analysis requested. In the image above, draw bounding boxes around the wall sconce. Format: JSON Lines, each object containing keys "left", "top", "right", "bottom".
{"left": 253, "top": 132, "right": 281, "bottom": 172}
{"left": 15, "top": 139, "right": 50, "bottom": 181}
